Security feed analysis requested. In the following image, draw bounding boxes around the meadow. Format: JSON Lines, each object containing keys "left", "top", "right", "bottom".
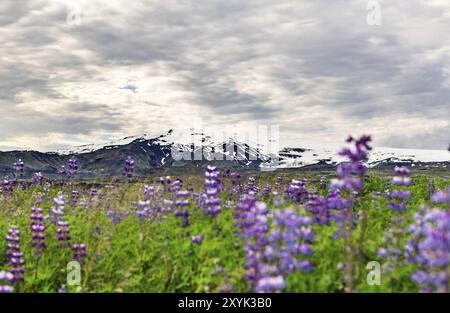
{"left": 0, "top": 135, "right": 449, "bottom": 293}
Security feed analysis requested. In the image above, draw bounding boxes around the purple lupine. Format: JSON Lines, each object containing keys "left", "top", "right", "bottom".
{"left": 90, "top": 188, "right": 98, "bottom": 200}
{"left": 144, "top": 185, "right": 156, "bottom": 200}
{"left": 387, "top": 166, "right": 412, "bottom": 212}
{"left": 30, "top": 207, "right": 46, "bottom": 254}
{"left": 230, "top": 172, "right": 243, "bottom": 197}
{"left": 32, "top": 172, "right": 44, "bottom": 185}
{"left": 432, "top": 187, "right": 450, "bottom": 207}
{"left": 269, "top": 209, "right": 314, "bottom": 275}
{"left": 13, "top": 159, "right": 24, "bottom": 179}
{"left": 68, "top": 159, "right": 78, "bottom": 179}
{"left": 172, "top": 178, "right": 184, "bottom": 193}
{"left": 107, "top": 209, "right": 130, "bottom": 224}
{"left": 51, "top": 192, "right": 66, "bottom": 222}
{"left": 2, "top": 176, "right": 12, "bottom": 197}
{"left": 427, "top": 180, "right": 435, "bottom": 200}
{"left": 285, "top": 179, "right": 308, "bottom": 203}
{"left": 274, "top": 177, "right": 283, "bottom": 191}
{"left": 262, "top": 185, "right": 272, "bottom": 198}
{"left": 5, "top": 226, "right": 25, "bottom": 282}
{"left": 56, "top": 221, "right": 71, "bottom": 248}
{"left": 245, "top": 177, "right": 259, "bottom": 194}
{"left": 174, "top": 188, "right": 190, "bottom": 226}
{"left": 71, "top": 190, "right": 79, "bottom": 204}
{"left": 241, "top": 201, "right": 272, "bottom": 291}
{"left": 72, "top": 243, "right": 87, "bottom": 264}
{"left": 159, "top": 176, "right": 171, "bottom": 193}
{"left": 174, "top": 209, "right": 190, "bottom": 227}
{"left": 58, "top": 284, "right": 66, "bottom": 293}
{"left": 204, "top": 165, "right": 222, "bottom": 217}
{"left": 0, "top": 271, "right": 14, "bottom": 293}
{"left": 404, "top": 206, "right": 450, "bottom": 292}
{"left": 234, "top": 194, "right": 258, "bottom": 237}
{"left": 319, "top": 176, "right": 327, "bottom": 190}
{"left": 306, "top": 194, "right": 331, "bottom": 225}
{"left": 123, "top": 155, "right": 135, "bottom": 178}
{"left": 191, "top": 234, "right": 204, "bottom": 244}
{"left": 58, "top": 165, "right": 67, "bottom": 180}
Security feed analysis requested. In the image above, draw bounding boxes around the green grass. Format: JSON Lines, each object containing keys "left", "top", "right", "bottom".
{"left": 0, "top": 173, "right": 448, "bottom": 293}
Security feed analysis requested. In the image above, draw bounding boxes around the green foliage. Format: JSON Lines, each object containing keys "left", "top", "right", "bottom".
{"left": 0, "top": 174, "right": 448, "bottom": 292}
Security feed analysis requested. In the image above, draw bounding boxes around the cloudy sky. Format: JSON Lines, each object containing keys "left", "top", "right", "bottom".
{"left": 0, "top": 0, "right": 449, "bottom": 151}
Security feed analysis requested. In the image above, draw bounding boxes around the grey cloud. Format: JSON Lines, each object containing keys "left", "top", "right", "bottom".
{"left": 0, "top": 0, "right": 449, "bottom": 150}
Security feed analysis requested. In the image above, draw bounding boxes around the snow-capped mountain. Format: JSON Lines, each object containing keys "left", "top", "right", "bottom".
{"left": 0, "top": 130, "right": 448, "bottom": 178}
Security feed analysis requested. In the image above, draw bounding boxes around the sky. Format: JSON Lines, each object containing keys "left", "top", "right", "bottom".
{"left": 0, "top": 0, "right": 449, "bottom": 151}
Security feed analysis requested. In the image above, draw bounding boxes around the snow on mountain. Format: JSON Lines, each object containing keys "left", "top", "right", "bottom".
{"left": 50, "top": 130, "right": 449, "bottom": 169}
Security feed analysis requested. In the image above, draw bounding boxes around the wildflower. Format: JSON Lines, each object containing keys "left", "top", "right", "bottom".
{"left": 5, "top": 226, "right": 25, "bottom": 282}
{"left": 285, "top": 179, "right": 308, "bottom": 203}
{"left": 58, "top": 165, "right": 67, "bottom": 180}
{"left": 0, "top": 271, "right": 14, "bottom": 293}
{"left": 387, "top": 166, "right": 412, "bottom": 212}
{"left": 13, "top": 159, "right": 24, "bottom": 178}
{"left": 51, "top": 192, "right": 66, "bottom": 222}
{"left": 319, "top": 176, "right": 327, "bottom": 190}
{"left": 68, "top": 159, "right": 78, "bottom": 179}
{"left": 203, "top": 165, "right": 222, "bottom": 217}
{"left": 58, "top": 284, "right": 66, "bottom": 293}
{"left": 32, "top": 172, "right": 44, "bottom": 185}
{"left": 57, "top": 221, "right": 71, "bottom": 248}
{"left": 405, "top": 207, "right": 450, "bottom": 292}
{"left": 123, "top": 156, "right": 135, "bottom": 178}
{"left": 191, "top": 234, "right": 204, "bottom": 244}
{"left": 2, "top": 177, "right": 12, "bottom": 197}
{"left": 72, "top": 243, "right": 87, "bottom": 264}
{"left": 432, "top": 187, "right": 450, "bottom": 207}
{"left": 262, "top": 185, "right": 272, "bottom": 198}
{"left": 30, "top": 207, "right": 46, "bottom": 254}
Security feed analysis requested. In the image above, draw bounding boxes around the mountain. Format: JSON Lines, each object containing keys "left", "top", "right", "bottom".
{"left": 0, "top": 130, "right": 448, "bottom": 178}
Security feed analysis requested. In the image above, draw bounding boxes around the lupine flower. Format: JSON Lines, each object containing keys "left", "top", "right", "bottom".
{"left": 13, "top": 159, "right": 24, "bottom": 178}
{"left": 203, "top": 165, "right": 222, "bottom": 216}
{"left": 144, "top": 185, "right": 155, "bottom": 200}
{"left": 306, "top": 194, "right": 331, "bottom": 225}
{"left": 32, "top": 172, "right": 44, "bottom": 185}
{"left": 5, "top": 226, "right": 25, "bottom": 282}
{"left": 170, "top": 178, "right": 183, "bottom": 193}
{"left": 72, "top": 243, "right": 87, "bottom": 264}
{"left": 30, "top": 207, "right": 46, "bottom": 254}
{"left": 51, "top": 192, "right": 66, "bottom": 222}
{"left": 58, "top": 165, "right": 67, "bottom": 180}
{"left": 68, "top": 159, "right": 78, "bottom": 179}
{"left": 262, "top": 185, "right": 272, "bottom": 198}
{"left": 428, "top": 180, "right": 435, "bottom": 200}
{"left": 2, "top": 176, "right": 12, "bottom": 197}
{"left": 0, "top": 271, "right": 14, "bottom": 293}
{"left": 245, "top": 177, "right": 259, "bottom": 194}
{"left": 432, "top": 187, "right": 450, "bottom": 207}
{"left": 90, "top": 188, "right": 98, "bottom": 200}
{"left": 123, "top": 156, "right": 135, "bottom": 178}
{"left": 319, "top": 176, "right": 327, "bottom": 190}
{"left": 285, "top": 179, "right": 308, "bottom": 203}
{"left": 71, "top": 190, "right": 80, "bottom": 204}
{"left": 387, "top": 166, "right": 412, "bottom": 212}
{"left": 58, "top": 284, "right": 66, "bottom": 293}
{"left": 234, "top": 194, "right": 258, "bottom": 237}
{"left": 174, "top": 209, "right": 190, "bottom": 227}
{"left": 191, "top": 234, "right": 204, "bottom": 244}
{"left": 274, "top": 177, "right": 283, "bottom": 191}
{"left": 107, "top": 209, "right": 130, "bottom": 224}
{"left": 405, "top": 206, "right": 450, "bottom": 292}
{"left": 57, "top": 221, "right": 71, "bottom": 248}
{"left": 230, "top": 172, "right": 243, "bottom": 197}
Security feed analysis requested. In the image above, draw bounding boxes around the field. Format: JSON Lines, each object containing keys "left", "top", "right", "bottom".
{"left": 0, "top": 138, "right": 449, "bottom": 293}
